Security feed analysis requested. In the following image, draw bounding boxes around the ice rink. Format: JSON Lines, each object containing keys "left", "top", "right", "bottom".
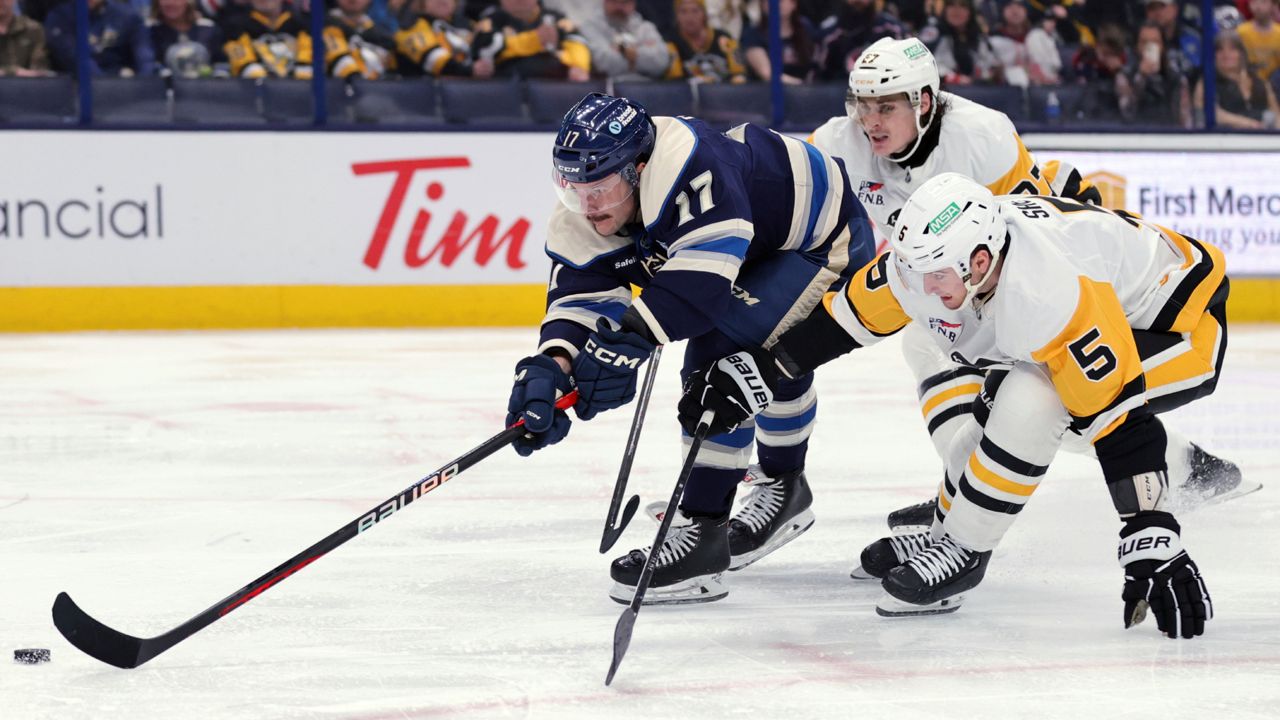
{"left": 3, "top": 326, "right": 1278, "bottom": 719}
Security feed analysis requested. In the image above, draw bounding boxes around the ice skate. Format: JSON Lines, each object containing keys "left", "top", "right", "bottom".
{"left": 851, "top": 531, "right": 931, "bottom": 580}
{"left": 609, "top": 510, "right": 730, "bottom": 605}
{"left": 886, "top": 498, "right": 937, "bottom": 533}
{"left": 1171, "top": 444, "right": 1261, "bottom": 513}
{"left": 727, "top": 465, "right": 815, "bottom": 571}
{"left": 877, "top": 535, "right": 991, "bottom": 616}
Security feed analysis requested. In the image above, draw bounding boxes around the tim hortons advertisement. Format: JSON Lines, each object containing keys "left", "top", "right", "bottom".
{"left": 1043, "top": 150, "right": 1280, "bottom": 276}
{"left": 0, "top": 132, "right": 557, "bottom": 287}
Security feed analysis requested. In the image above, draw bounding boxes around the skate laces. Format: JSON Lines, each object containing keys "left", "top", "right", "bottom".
{"left": 889, "top": 533, "right": 931, "bottom": 564}
{"left": 904, "top": 536, "right": 971, "bottom": 586}
{"left": 649, "top": 517, "right": 700, "bottom": 567}
{"left": 733, "top": 467, "right": 784, "bottom": 533}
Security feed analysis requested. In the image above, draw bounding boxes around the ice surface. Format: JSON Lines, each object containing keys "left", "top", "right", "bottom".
{"left": 2, "top": 327, "right": 1278, "bottom": 719}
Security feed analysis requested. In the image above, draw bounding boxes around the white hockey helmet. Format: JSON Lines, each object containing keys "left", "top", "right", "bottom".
{"left": 846, "top": 37, "right": 940, "bottom": 111}
{"left": 891, "top": 173, "right": 1008, "bottom": 310}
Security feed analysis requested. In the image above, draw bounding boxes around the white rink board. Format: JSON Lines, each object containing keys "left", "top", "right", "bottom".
{"left": 0, "top": 131, "right": 557, "bottom": 287}
{"left": 1047, "top": 150, "right": 1280, "bottom": 275}
{"left": 2, "top": 327, "right": 1279, "bottom": 719}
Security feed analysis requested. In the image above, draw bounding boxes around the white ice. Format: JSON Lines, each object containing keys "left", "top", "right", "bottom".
{"left": 2, "top": 327, "right": 1279, "bottom": 720}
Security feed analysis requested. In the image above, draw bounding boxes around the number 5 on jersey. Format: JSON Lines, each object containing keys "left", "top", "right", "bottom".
{"left": 1068, "top": 327, "right": 1118, "bottom": 381}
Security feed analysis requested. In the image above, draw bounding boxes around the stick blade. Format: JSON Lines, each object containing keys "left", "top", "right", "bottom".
{"left": 598, "top": 495, "right": 641, "bottom": 554}
{"left": 605, "top": 607, "right": 638, "bottom": 686}
{"left": 53, "top": 592, "right": 148, "bottom": 669}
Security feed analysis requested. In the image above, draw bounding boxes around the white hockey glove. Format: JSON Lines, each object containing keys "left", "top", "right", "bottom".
{"left": 1118, "top": 511, "right": 1212, "bottom": 639}
{"left": 677, "top": 352, "right": 774, "bottom": 437}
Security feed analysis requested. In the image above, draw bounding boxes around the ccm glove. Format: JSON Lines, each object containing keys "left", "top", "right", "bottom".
{"left": 506, "top": 354, "right": 574, "bottom": 456}
{"left": 678, "top": 352, "right": 775, "bottom": 437}
{"left": 570, "top": 316, "right": 656, "bottom": 421}
{"left": 1118, "top": 511, "right": 1213, "bottom": 639}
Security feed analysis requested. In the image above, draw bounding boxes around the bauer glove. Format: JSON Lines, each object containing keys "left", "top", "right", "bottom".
{"left": 1118, "top": 511, "right": 1213, "bottom": 639}
{"left": 677, "top": 352, "right": 774, "bottom": 437}
{"left": 506, "top": 354, "right": 574, "bottom": 456}
{"left": 570, "top": 316, "right": 655, "bottom": 421}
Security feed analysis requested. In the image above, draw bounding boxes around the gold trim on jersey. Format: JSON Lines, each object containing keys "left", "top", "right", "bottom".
{"left": 987, "top": 135, "right": 1052, "bottom": 196}
{"left": 1032, "top": 277, "right": 1146, "bottom": 442}
{"left": 827, "top": 253, "right": 910, "bottom": 347}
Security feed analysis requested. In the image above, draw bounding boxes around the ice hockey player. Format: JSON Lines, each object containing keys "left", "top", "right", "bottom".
{"left": 809, "top": 36, "right": 1242, "bottom": 541}
{"left": 504, "top": 92, "right": 876, "bottom": 604}
{"left": 681, "top": 172, "right": 1224, "bottom": 637}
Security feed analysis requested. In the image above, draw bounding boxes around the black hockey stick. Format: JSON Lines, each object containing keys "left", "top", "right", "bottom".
{"left": 598, "top": 344, "right": 663, "bottom": 554}
{"left": 52, "top": 391, "right": 579, "bottom": 670}
{"left": 606, "top": 409, "right": 715, "bottom": 686}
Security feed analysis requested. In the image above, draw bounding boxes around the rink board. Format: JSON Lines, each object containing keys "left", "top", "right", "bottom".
{"left": 2, "top": 130, "right": 1277, "bottom": 330}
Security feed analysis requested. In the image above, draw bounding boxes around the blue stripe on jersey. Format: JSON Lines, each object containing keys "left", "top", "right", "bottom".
{"left": 646, "top": 117, "right": 700, "bottom": 235}
{"left": 687, "top": 423, "right": 756, "bottom": 447}
{"left": 802, "top": 141, "right": 828, "bottom": 249}
{"left": 755, "top": 405, "right": 818, "bottom": 432}
{"left": 680, "top": 236, "right": 750, "bottom": 258}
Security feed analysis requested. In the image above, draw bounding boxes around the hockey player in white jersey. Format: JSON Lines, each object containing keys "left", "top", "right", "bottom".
{"left": 681, "top": 173, "right": 1225, "bottom": 637}
{"left": 807, "top": 36, "right": 1243, "bottom": 542}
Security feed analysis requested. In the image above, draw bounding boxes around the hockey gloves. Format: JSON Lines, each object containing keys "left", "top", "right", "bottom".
{"left": 1118, "top": 511, "right": 1213, "bottom": 639}
{"left": 678, "top": 352, "right": 775, "bottom": 437}
{"left": 570, "top": 317, "right": 656, "bottom": 421}
{"left": 507, "top": 354, "right": 574, "bottom": 456}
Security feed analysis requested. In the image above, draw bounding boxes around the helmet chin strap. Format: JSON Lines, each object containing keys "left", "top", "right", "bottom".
{"left": 889, "top": 98, "right": 935, "bottom": 166}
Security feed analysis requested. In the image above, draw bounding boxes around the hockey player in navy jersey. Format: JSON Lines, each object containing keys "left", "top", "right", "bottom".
{"left": 504, "top": 92, "right": 876, "bottom": 604}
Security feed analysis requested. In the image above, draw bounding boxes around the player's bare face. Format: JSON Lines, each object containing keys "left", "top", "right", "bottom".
{"left": 852, "top": 94, "right": 918, "bottom": 157}
{"left": 922, "top": 268, "right": 967, "bottom": 310}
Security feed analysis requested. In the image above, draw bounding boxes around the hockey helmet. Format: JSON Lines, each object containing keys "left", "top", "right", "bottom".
{"left": 891, "top": 173, "right": 1008, "bottom": 310}
{"left": 552, "top": 92, "right": 656, "bottom": 214}
{"left": 847, "top": 37, "right": 940, "bottom": 109}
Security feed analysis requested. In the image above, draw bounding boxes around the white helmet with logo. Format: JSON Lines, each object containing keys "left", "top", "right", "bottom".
{"left": 891, "top": 172, "right": 1008, "bottom": 309}
{"left": 847, "top": 37, "right": 940, "bottom": 109}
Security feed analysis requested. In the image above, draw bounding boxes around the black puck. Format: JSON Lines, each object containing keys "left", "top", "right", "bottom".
{"left": 14, "top": 648, "right": 51, "bottom": 664}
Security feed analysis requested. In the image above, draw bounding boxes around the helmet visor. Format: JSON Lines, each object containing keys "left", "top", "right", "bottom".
{"left": 552, "top": 169, "right": 637, "bottom": 215}
{"left": 894, "top": 252, "right": 965, "bottom": 300}
{"left": 847, "top": 95, "right": 912, "bottom": 124}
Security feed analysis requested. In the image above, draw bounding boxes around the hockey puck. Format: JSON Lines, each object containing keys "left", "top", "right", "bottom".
{"left": 13, "top": 648, "right": 51, "bottom": 664}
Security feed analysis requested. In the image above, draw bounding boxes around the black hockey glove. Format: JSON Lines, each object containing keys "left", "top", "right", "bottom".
{"left": 677, "top": 352, "right": 775, "bottom": 437}
{"left": 571, "top": 316, "right": 656, "bottom": 421}
{"left": 1118, "top": 511, "right": 1213, "bottom": 639}
{"left": 506, "top": 354, "right": 574, "bottom": 457}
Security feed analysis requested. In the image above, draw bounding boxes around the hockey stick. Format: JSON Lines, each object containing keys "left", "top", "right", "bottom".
{"left": 598, "top": 344, "right": 663, "bottom": 554}
{"left": 605, "top": 408, "right": 715, "bottom": 686}
{"left": 52, "top": 391, "right": 579, "bottom": 670}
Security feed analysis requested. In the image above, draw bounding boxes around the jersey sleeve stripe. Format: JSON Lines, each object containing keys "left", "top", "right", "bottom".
{"left": 800, "top": 141, "right": 830, "bottom": 249}
{"left": 660, "top": 251, "right": 743, "bottom": 279}
{"left": 781, "top": 136, "right": 811, "bottom": 252}
{"left": 629, "top": 295, "right": 672, "bottom": 344}
{"left": 641, "top": 117, "right": 700, "bottom": 232}
{"left": 666, "top": 219, "right": 756, "bottom": 255}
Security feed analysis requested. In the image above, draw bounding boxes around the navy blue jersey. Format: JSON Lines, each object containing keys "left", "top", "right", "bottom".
{"left": 538, "top": 117, "right": 873, "bottom": 358}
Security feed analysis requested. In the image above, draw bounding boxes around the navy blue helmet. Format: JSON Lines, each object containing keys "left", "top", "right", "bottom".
{"left": 552, "top": 93, "right": 655, "bottom": 185}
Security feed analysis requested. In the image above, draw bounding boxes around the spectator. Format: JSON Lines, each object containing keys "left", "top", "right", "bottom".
{"left": 1071, "top": 20, "right": 1125, "bottom": 82}
{"left": 1142, "top": 0, "right": 1196, "bottom": 76}
{"left": 664, "top": 0, "right": 745, "bottom": 81}
{"left": 635, "top": 0, "right": 675, "bottom": 36}
{"left": 817, "top": 0, "right": 904, "bottom": 81}
{"left": 741, "top": 0, "right": 818, "bottom": 83}
{"left": 149, "top": 0, "right": 224, "bottom": 77}
{"left": 45, "top": 0, "right": 157, "bottom": 75}
{"left": 989, "top": 0, "right": 1060, "bottom": 86}
{"left": 0, "top": 0, "right": 51, "bottom": 75}
{"left": 704, "top": 0, "right": 757, "bottom": 40}
{"left": 1116, "top": 20, "right": 1191, "bottom": 126}
{"left": 219, "top": 0, "right": 311, "bottom": 77}
{"left": 1238, "top": 0, "right": 1280, "bottom": 82}
{"left": 368, "top": 0, "right": 407, "bottom": 34}
{"left": 473, "top": 0, "right": 591, "bottom": 80}
{"left": 579, "top": 0, "right": 668, "bottom": 80}
{"left": 932, "top": 0, "right": 1000, "bottom": 84}
{"left": 1195, "top": 29, "right": 1280, "bottom": 129}
{"left": 393, "top": 0, "right": 493, "bottom": 76}
{"left": 324, "top": 0, "right": 396, "bottom": 78}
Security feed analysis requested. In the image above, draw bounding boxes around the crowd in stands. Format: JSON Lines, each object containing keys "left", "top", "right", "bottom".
{"left": 2, "top": 0, "right": 1280, "bottom": 128}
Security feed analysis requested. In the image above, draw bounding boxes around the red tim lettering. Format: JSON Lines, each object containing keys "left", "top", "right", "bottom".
{"left": 351, "top": 157, "right": 530, "bottom": 271}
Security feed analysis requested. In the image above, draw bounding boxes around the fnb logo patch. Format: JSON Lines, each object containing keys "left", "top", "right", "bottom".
{"left": 928, "top": 202, "right": 962, "bottom": 235}
{"left": 859, "top": 181, "right": 884, "bottom": 193}
{"left": 928, "top": 317, "right": 962, "bottom": 341}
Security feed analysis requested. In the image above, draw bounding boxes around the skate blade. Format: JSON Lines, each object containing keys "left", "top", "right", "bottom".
{"left": 608, "top": 574, "right": 728, "bottom": 606}
{"left": 875, "top": 593, "right": 964, "bottom": 617}
{"left": 1171, "top": 480, "right": 1263, "bottom": 515}
{"left": 849, "top": 564, "right": 878, "bottom": 581}
{"left": 728, "top": 508, "right": 816, "bottom": 571}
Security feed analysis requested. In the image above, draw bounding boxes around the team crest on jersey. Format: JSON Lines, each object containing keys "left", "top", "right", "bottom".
{"left": 928, "top": 317, "right": 962, "bottom": 342}
{"left": 856, "top": 180, "right": 886, "bottom": 205}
